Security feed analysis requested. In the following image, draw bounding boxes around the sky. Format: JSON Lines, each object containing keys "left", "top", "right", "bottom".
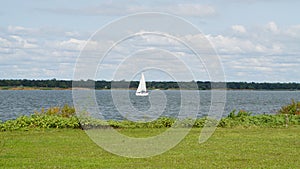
{"left": 1, "top": 0, "right": 300, "bottom": 82}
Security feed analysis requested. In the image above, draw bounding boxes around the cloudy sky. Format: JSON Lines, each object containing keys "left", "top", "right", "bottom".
{"left": 1, "top": 0, "right": 300, "bottom": 82}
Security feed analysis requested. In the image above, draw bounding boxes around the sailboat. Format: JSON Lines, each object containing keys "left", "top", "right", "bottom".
{"left": 135, "top": 73, "right": 149, "bottom": 96}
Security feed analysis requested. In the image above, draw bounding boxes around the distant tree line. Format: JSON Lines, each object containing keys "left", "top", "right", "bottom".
{"left": 0, "top": 79, "right": 300, "bottom": 90}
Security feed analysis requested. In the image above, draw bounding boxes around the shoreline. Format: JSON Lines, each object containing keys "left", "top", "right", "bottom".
{"left": 0, "top": 87, "right": 72, "bottom": 90}
{"left": 0, "top": 86, "right": 299, "bottom": 91}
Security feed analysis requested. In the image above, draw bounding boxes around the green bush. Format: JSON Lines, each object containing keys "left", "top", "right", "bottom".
{"left": 0, "top": 115, "right": 80, "bottom": 131}
{"left": 0, "top": 104, "right": 79, "bottom": 131}
{"left": 1, "top": 104, "right": 300, "bottom": 131}
{"left": 35, "top": 104, "right": 75, "bottom": 118}
{"left": 193, "top": 118, "right": 206, "bottom": 128}
{"left": 227, "top": 109, "right": 252, "bottom": 119}
{"left": 218, "top": 114, "right": 299, "bottom": 128}
{"left": 278, "top": 99, "right": 300, "bottom": 115}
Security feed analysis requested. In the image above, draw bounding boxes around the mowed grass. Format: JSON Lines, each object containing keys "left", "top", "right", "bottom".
{"left": 0, "top": 126, "right": 299, "bottom": 169}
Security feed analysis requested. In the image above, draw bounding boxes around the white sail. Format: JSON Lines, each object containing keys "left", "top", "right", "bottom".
{"left": 136, "top": 73, "right": 148, "bottom": 96}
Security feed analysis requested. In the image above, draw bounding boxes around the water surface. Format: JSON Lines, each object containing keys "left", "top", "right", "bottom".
{"left": 1, "top": 90, "right": 299, "bottom": 121}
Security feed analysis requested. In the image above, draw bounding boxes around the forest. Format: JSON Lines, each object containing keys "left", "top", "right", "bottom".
{"left": 0, "top": 79, "right": 299, "bottom": 90}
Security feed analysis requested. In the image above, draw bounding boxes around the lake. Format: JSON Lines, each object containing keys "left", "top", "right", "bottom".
{"left": 0, "top": 90, "right": 300, "bottom": 122}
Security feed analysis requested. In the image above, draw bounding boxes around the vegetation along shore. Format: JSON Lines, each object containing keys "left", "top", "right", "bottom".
{"left": 1, "top": 100, "right": 299, "bottom": 131}
{"left": 1, "top": 79, "right": 300, "bottom": 90}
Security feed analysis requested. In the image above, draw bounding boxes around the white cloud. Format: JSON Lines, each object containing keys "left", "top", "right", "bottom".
{"left": 203, "top": 22, "right": 291, "bottom": 55}
{"left": 166, "top": 4, "right": 216, "bottom": 17}
{"left": 7, "top": 25, "right": 32, "bottom": 33}
{"left": 0, "top": 35, "right": 39, "bottom": 50}
{"left": 39, "top": 2, "right": 216, "bottom": 17}
{"left": 65, "top": 31, "right": 81, "bottom": 37}
{"left": 0, "top": 37, "right": 11, "bottom": 47}
{"left": 285, "top": 25, "right": 300, "bottom": 38}
{"left": 205, "top": 34, "right": 280, "bottom": 54}
{"left": 266, "top": 21, "right": 279, "bottom": 34}
{"left": 1, "top": 21, "right": 300, "bottom": 81}
{"left": 200, "top": 22, "right": 300, "bottom": 82}
{"left": 59, "top": 38, "right": 87, "bottom": 51}
{"left": 231, "top": 25, "right": 247, "bottom": 33}
{"left": 222, "top": 54, "right": 300, "bottom": 82}
{"left": 0, "top": 26, "right": 85, "bottom": 79}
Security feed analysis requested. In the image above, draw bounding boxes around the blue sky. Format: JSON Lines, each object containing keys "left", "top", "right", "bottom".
{"left": 1, "top": 0, "right": 300, "bottom": 82}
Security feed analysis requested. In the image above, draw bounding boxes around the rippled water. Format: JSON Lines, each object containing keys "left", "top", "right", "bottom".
{"left": 0, "top": 90, "right": 300, "bottom": 121}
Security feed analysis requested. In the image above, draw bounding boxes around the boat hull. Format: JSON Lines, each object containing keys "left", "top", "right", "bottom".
{"left": 135, "top": 92, "right": 149, "bottom": 96}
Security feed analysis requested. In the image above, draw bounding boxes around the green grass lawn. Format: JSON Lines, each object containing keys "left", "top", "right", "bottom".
{"left": 0, "top": 126, "right": 299, "bottom": 169}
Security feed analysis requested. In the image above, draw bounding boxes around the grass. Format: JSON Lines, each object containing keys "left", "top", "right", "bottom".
{"left": 0, "top": 126, "right": 299, "bottom": 168}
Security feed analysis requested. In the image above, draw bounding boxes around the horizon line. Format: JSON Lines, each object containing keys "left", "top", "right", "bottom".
{"left": 0, "top": 79, "right": 300, "bottom": 84}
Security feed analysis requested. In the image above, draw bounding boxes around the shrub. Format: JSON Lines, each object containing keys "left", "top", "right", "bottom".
{"left": 278, "top": 99, "right": 300, "bottom": 115}
{"left": 0, "top": 115, "right": 80, "bottom": 131}
{"left": 193, "top": 118, "right": 206, "bottom": 128}
{"left": 227, "top": 109, "right": 252, "bottom": 119}
{"left": 35, "top": 104, "right": 75, "bottom": 118}
{"left": 0, "top": 105, "right": 79, "bottom": 131}
{"left": 1, "top": 103, "right": 300, "bottom": 131}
